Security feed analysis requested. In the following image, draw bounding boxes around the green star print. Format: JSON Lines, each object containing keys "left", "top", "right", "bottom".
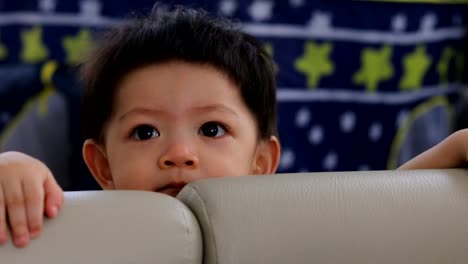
{"left": 295, "top": 41, "right": 334, "bottom": 88}
{"left": 0, "top": 42, "right": 7, "bottom": 60}
{"left": 436, "top": 46, "right": 455, "bottom": 84}
{"left": 20, "top": 26, "right": 49, "bottom": 63}
{"left": 400, "top": 45, "right": 431, "bottom": 91}
{"left": 264, "top": 43, "right": 273, "bottom": 57}
{"left": 62, "top": 28, "right": 94, "bottom": 65}
{"left": 353, "top": 45, "right": 394, "bottom": 93}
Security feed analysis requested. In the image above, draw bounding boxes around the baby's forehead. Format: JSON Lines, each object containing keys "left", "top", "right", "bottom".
{"left": 111, "top": 62, "right": 246, "bottom": 107}
{"left": 98, "top": 61, "right": 264, "bottom": 139}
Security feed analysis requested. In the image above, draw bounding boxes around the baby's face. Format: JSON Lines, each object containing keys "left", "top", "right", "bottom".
{"left": 85, "top": 61, "right": 275, "bottom": 196}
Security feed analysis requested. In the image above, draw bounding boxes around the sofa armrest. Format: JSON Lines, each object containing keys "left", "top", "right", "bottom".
{"left": 1, "top": 190, "right": 202, "bottom": 264}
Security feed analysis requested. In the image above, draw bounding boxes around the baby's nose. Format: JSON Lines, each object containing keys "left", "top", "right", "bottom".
{"left": 159, "top": 143, "right": 199, "bottom": 169}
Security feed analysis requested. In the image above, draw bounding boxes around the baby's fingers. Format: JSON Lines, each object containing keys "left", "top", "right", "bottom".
{"left": 43, "top": 173, "right": 63, "bottom": 219}
{"left": 0, "top": 187, "right": 8, "bottom": 244}
{"left": 23, "top": 179, "right": 44, "bottom": 239}
{"left": 4, "top": 180, "right": 29, "bottom": 248}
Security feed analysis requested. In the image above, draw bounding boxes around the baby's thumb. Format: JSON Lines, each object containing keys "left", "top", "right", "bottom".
{"left": 43, "top": 174, "right": 64, "bottom": 219}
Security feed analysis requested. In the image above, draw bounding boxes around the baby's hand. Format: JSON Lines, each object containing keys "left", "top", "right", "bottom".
{"left": 0, "top": 151, "right": 64, "bottom": 248}
{"left": 399, "top": 129, "right": 468, "bottom": 170}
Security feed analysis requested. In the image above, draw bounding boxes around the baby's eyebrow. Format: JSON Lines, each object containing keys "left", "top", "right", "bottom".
{"left": 118, "top": 108, "right": 165, "bottom": 121}
{"left": 118, "top": 105, "right": 238, "bottom": 122}
{"left": 192, "top": 104, "right": 239, "bottom": 118}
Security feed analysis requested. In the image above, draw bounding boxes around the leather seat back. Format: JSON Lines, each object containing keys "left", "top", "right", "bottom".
{"left": 2, "top": 191, "right": 202, "bottom": 264}
{"left": 178, "top": 169, "right": 468, "bottom": 264}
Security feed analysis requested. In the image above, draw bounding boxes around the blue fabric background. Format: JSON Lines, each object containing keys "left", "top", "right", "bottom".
{"left": 0, "top": 0, "right": 466, "bottom": 190}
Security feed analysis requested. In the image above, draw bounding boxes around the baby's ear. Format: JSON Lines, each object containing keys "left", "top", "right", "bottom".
{"left": 82, "top": 139, "right": 115, "bottom": 190}
{"left": 252, "top": 136, "right": 281, "bottom": 175}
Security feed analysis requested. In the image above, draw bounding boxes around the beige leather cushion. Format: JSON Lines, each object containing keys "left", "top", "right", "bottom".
{"left": 178, "top": 169, "right": 468, "bottom": 264}
{"left": 1, "top": 191, "right": 202, "bottom": 264}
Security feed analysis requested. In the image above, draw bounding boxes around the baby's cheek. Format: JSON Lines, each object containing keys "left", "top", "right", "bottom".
{"left": 111, "top": 164, "right": 153, "bottom": 191}
{"left": 217, "top": 158, "right": 252, "bottom": 178}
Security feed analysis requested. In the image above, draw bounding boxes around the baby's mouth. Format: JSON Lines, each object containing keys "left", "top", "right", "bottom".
{"left": 157, "top": 182, "right": 187, "bottom": 197}
{"left": 159, "top": 187, "right": 183, "bottom": 197}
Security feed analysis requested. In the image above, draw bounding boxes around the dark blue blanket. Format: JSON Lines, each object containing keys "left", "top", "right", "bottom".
{"left": 0, "top": 0, "right": 466, "bottom": 190}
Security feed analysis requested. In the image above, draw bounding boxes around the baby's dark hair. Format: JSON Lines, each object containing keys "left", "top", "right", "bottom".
{"left": 80, "top": 6, "right": 278, "bottom": 143}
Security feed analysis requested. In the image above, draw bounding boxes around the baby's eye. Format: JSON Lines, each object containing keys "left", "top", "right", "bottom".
{"left": 199, "top": 122, "right": 226, "bottom": 138}
{"left": 131, "top": 125, "right": 160, "bottom": 140}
